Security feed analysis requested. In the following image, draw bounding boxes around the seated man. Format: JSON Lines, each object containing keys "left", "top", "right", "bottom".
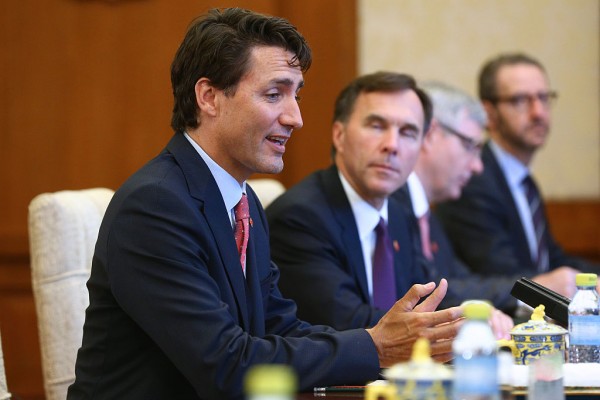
{"left": 68, "top": 9, "right": 463, "bottom": 400}
{"left": 393, "top": 81, "right": 519, "bottom": 314}
{"left": 435, "top": 53, "right": 600, "bottom": 300}
{"left": 267, "top": 72, "right": 511, "bottom": 335}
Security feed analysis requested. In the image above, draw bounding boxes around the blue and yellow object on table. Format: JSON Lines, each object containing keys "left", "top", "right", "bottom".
{"left": 498, "top": 304, "right": 567, "bottom": 365}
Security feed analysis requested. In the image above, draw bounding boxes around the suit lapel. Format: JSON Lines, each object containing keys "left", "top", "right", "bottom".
{"left": 388, "top": 199, "right": 415, "bottom": 297}
{"left": 321, "top": 166, "right": 371, "bottom": 303}
{"left": 483, "top": 143, "right": 533, "bottom": 268}
{"left": 392, "top": 185, "right": 437, "bottom": 287}
{"left": 166, "top": 134, "right": 250, "bottom": 329}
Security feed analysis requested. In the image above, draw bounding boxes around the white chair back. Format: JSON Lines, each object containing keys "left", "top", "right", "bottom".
{"left": 247, "top": 178, "right": 285, "bottom": 208}
{"left": 28, "top": 188, "right": 114, "bottom": 400}
{"left": 0, "top": 329, "right": 11, "bottom": 400}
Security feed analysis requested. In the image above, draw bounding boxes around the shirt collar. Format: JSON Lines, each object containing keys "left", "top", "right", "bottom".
{"left": 184, "top": 132, "right": 246, "bottom": 211}
{"left": 338, "top": 171, "right": 388, "bottom": 240}
{"left": 407, "top": 172, "right": 430, "bottom": 218}
{"left": 489, "top": 139, "right": 530, "bottom": 188}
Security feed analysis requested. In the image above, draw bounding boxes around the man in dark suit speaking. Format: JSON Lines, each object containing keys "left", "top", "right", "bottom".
{"left": 68, "top": 9, "right": 462, "bottom": 400}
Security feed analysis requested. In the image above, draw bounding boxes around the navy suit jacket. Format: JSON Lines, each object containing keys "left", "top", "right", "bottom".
{"left": 266, "top": 165, "right": 424, "bottom": 330}
{"left": 393, "top": 185, "right": 519, "bottom": 312}
{"left": 435, "top": 141, "right": 599, "bottom": 280}
{"left": 68, "top": 134, "right": 379, "bottom": 400}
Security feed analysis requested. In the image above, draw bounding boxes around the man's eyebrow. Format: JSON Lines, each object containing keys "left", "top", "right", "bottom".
{"left": 365, "top": 114, "right": 421, "bottom": 132}
{"left": 271, "top": 78, "right": 304, "bottom": 90}
{"left": 364, "top": 113, "right": 387, "bottom": 123}
{"left": 401, "top": 122, "right": 420, "bottom": 132}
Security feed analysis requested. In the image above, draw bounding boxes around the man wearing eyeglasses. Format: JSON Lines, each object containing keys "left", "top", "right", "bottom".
{"left": 436, "top": 53, "right": 600, "bottom": 304}
{"left": 393, "top": 82, "right": 519, "bottom": 316}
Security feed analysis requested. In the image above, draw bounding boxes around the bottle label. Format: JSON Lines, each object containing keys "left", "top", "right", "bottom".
{"left": 453, "top": 354, "right": 498, "bottom": 395}
{"left": 569, "top": 315, "right": 600, "bottom": 345}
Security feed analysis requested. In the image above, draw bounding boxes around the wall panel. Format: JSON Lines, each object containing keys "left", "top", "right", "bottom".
{"left": 0, "top": 1, "right": 356, "bottom": 398}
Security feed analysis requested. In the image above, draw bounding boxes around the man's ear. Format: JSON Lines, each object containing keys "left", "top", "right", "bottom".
{"left": 195, "top": 78, "right": 218, "bottom": 117}
{"left": 422, "top": 119, "right": 440, "bottom": 151}
{"left": 482, "top": 101, "right": 497, "bottom": 131}
{"left": 331, "top": 121, "right": 345, "bottom": 154}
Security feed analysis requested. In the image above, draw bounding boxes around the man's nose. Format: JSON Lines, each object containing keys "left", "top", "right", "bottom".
{"left": 471, "top": 154, "right": 484, "bottom": 175}
{"left": 529, "top": 96, "right": 548, "bottom": 118}
{"left": 381, "top": 129, "right": 399, "bottom": 155}
{"left": 280, "top": 98, "right": 303, "bottom": 130}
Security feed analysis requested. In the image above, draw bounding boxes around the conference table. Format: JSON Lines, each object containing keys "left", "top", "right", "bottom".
{"left": 294, "top": 387, "right": 600, "bottom": 399}
{"left": 290, "top": 362, "right": 600, "bottom": 399}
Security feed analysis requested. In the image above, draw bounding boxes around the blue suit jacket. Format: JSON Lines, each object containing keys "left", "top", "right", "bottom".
{"left": 435, "top": 142, "right": 599, "bottom": 279}
{"left": 266, "top": 165, "right": 424, "bottom": 330}
{"left": 393, "top": 185, "right": 519, "bottom": 313}
{"left": 68, "top": 134, "right": 379, "bottom": 400}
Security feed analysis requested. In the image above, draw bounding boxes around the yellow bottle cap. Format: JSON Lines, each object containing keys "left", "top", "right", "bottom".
{"left": 244, "top": 364, "right": 297, "bottom": 395}
{"left": 462, "top": 300, "right": 492, "bottom": 320}
{"left": 576, "top": 273, "right": 597, "bottom": 287}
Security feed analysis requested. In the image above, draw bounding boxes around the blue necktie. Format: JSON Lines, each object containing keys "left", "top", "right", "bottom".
{"left": 522, "top": 175, "right": 549, "bottom": 272}
{"left": 372, "top": 218, "right": 397, "bottom": 309}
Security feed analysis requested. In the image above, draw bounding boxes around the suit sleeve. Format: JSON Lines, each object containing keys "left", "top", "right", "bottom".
{"left": 435, "top": 257, "right": 520, "bottom": 313}
{"left": 417, "top": 214, "right": 519, "bottom": 313}
{"left": 267, "top": 196, "right": 386, "bottom": 330}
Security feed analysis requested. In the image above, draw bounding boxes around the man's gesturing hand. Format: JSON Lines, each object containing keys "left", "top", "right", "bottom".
{"left": 366, "top": 279, "right": 463, "bottom": 367}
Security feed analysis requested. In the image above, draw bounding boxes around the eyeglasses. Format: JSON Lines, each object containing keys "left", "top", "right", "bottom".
{"left": 489, "top": 91, "right": 558, "bottom": 112}
{"left": 438, "top": 122, "right": 484, "bottom": 156}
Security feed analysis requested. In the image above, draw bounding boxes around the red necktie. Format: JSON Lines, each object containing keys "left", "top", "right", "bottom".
{"left": 234, "top": 194, "right": 250, "bottom": 273}
{"left": 418, "top": 212, "right": 434, "bottom": 261}
{"left": 372, "top": 218, "right": 396, "bottom": 309}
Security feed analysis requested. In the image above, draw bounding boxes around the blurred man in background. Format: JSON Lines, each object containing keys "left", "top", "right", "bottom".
{"left": 435, "top": 53, "right": 600, "bottom": 301}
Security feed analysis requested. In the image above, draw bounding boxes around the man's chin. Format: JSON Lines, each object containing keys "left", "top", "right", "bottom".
{"left": 525, "top": 139, "right": 546, "bottom": 152}
{"left": 256, "top": 160, "right": 284, "bottom": 175}
{"left": 526, "top": 130, "right": 548, "bottom": 146}
{"left": 446, "top": 190, "right": 461, "bottom": 202}
{"left": 373, "top": 183, "right": 402, "bottom": 198}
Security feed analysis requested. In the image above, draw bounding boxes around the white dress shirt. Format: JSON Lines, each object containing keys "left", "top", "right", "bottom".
{"left": 406, "top": 172, "right": 430, "bottom": 218}
{"left": 338, "top": 171, "right": 388, "bottom": 299}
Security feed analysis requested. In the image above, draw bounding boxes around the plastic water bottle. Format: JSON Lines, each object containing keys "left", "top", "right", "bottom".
{"left": 453, "top": 301, "right": 499, "bottom": 400}
{"left": 568, "top": 273, "right": 600, "bottom": 363}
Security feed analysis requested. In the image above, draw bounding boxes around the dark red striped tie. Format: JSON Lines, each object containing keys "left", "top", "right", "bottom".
{"left": 234, "top": 194, "right": 250, "bottom": 273}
